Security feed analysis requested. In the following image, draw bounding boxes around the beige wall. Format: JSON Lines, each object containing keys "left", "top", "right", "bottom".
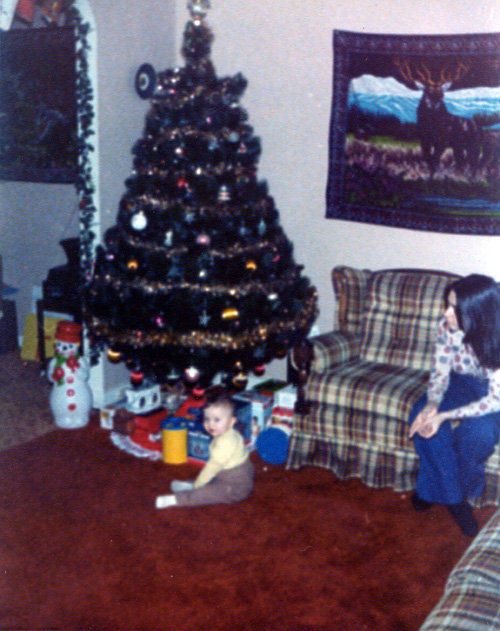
{"left": 0, "top": 183, "right": 79, "bottom": 327}
{"left": 3, "top": 0, "right": 500, "bottom": 395}
{"left": 175, "top": 0, "right": 500, "bottom": 343}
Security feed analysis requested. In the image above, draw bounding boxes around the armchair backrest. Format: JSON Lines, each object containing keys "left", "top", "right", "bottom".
{"left": 332, "top": 266, "right": 460, "bottom": 371}
{"left": 332, "top": 266, "right": 371, "bottom": 335}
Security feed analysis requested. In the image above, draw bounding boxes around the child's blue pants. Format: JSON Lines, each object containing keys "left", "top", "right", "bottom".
{"left": 409, "top": 371, "right": 500, "bottom": 505}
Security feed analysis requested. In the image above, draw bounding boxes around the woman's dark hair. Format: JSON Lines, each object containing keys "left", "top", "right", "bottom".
{"left": 446, "top": 274, "right": 500, "bottom": 368}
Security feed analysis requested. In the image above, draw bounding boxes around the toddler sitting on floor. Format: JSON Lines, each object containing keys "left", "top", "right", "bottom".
{"left": 156, "top": 393, "right": 254, "bottom": 508}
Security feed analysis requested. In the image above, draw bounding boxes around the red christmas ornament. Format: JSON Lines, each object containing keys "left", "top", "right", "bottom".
{"left": 130, "top": 370, "right": 144, "bottom": 386}
{"left": 253, "top": 364, "right": 266, "bottom": 376}
{"left": 192, "top": 386, "right": 205, "bottom": 399}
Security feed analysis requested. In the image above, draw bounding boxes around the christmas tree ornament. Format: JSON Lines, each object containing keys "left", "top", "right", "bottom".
{"left": 107, "top": 348, "right": 122, "bottom": 363}
{"left": 84, "top": 2, "right": 317, "bottom": 386}
{"left": 253, "top": 364, "right": 266, "bottom": 377}
{"left": 166, "top": 369, "right": 181, "bottom": 384}
{"left": 187, "top": 0, "right": 210, "bottom": 23}
{"left": 164, "top": 230, "right": 173, "bottom": 246}
{"left": 222, "top": 307, "right": 239, "bottom": 320}
{"left": 131, "top": 211, "right": 148, "bottom": 231}
{"left": 192, "top": 385, "right": 206, "bottom": 398}
{"left": 218, "top": 185, "right": 231, "bottom": 202}
{"left": 130, "top": 370, "right": 144, "bottom": 386}
{"left": 196, "top": 234, "right": 211, "bottom": 246}
{"left": 184, "top": 365, "right": 201, "bottom": 383}
{"left": 232, "top": 372, "right": 248, "bottom": 391}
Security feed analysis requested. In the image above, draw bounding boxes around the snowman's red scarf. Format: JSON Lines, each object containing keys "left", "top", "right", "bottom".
{"left": 50, "top": 353, "right": 81, "bottom": 386}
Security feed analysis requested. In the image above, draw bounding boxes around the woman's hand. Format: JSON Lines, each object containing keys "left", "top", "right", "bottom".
{"left": 409, "top": 402, "right": 441, "bottom": 439}
{"left": 414, "top": 411, "right": 449, "bottom": 438}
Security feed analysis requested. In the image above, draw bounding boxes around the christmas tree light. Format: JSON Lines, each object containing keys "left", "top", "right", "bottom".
{"left": 84, "top": 1, "right": 317, "bottom": 387}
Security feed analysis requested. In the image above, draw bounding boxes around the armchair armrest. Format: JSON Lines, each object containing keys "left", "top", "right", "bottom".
{"left": 291, "top": 331, "right": 361, "bottom": 414}
{"left": 310, "top": 331, "right": 361, "bottom": 373}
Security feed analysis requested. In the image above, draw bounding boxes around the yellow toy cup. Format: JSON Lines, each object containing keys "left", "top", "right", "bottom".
{"left": 161, "top": 418, "right": 188, "bottom": 464}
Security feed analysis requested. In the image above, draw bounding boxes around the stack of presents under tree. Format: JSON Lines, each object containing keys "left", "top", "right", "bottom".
{"left": 99, "top": 379, "right": 297, "bottom": 467}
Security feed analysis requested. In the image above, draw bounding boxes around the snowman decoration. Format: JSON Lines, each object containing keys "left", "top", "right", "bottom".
{"left": 49, "top": 321, "right": 92, "bottom": 429}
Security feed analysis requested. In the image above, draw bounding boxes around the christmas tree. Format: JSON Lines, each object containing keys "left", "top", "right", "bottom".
{"left": 84, "top": 0, "right": 317, "bottom": 388}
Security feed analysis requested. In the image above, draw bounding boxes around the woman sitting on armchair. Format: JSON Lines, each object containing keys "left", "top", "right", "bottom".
{"left": 409, "top": 274, "right": 500, "bottom": 537}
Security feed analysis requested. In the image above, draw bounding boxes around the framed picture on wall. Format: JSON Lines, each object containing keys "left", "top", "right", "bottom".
{"left": 0, "top": 26, "right": 77, "bottom": 184}
{"left": 326, "top": 31, "right": 500, "bottom": 235}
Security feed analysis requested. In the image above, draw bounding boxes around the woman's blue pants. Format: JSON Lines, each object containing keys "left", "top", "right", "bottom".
{"left": 409, "top": 372, "right": 500, "bottom": 505}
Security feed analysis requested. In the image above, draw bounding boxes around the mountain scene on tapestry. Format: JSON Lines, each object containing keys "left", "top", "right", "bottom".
{"left": 326, "top": 30, "right": 500, "bottom": 235}
{"left": 84, "top": 0, "right": 317, "bottom": 388}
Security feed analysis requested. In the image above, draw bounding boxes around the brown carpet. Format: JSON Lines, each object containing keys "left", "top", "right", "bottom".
{"left": 0, "top": 351, "right": 55, "bottom": 451}
{"left": 0, "top": 423, "right": 495, "bottom": 631}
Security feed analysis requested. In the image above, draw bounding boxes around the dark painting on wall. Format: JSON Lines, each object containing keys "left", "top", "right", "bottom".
{"left": 0, "top": 26, "right": 77, "bottom": 184}
{"left": 326, "top": 31, "right": 500, "bottom": 235}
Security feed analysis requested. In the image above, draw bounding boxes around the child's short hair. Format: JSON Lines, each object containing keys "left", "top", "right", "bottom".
{"left": 204, "top": 392, "right": 235, "bottom": 415}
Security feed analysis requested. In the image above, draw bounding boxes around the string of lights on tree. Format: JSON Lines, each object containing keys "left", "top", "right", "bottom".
{"left": 84, "top": 0, "right": 318, "bottom": 388}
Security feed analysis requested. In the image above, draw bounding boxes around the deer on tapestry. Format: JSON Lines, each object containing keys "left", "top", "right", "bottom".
{"left": 394, "top": 58, "right": 481, "bottom": 177}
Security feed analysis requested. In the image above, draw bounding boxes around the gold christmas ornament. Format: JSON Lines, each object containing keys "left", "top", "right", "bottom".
{"left": 107, "top": 349, "right": 122, "bottom": 363}
{"left": 127, "top": 259, "right": 139, "bottom": 271}
{"left": 232, "top": 372, "right": 248, "bottom": 391}
{"left": 222, "top": 307, "right": 239, "bottom": 320}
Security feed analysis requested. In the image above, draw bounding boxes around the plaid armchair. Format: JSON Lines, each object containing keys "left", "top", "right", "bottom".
{"left": 287, "top": 265, "right": 500, "bottom": 508}
{"left": 419, "top": 506, "right": 500, "bottom": 630}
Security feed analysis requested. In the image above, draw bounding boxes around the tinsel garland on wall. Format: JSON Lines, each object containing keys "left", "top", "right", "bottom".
{"left": 66, "top": 1, "right": 96, "bottom": 287}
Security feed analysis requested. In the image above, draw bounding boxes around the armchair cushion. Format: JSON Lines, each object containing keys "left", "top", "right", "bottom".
{"left": 359, "top": 270, "right": 457, "bottom": 371}
{"left": 305, "top": 361, "right": 427, "bottom": 452}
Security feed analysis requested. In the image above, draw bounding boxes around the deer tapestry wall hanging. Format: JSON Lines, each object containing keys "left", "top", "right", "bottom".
{"left": 326, "top": 31, "right": 500, "bottom": 235}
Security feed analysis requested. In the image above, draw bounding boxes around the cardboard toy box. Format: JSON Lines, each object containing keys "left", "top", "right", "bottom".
{"left": 20, "top": 313, "right": 59, "bottom": 362}
{"left": 187, "top": 421, "right": 211, "bottom": 463}
{"left": 271, "top": 406, "right": 294, "bottom": 428}
{"left": 252, "top": 379, "right": 289, "bottom": 403}
{"left": 233, "top": 390, "right": 274, "bottom": 449}
{"left": 275, "top": 385, "right": 297, "bottom": 410}
{"left": 233, "top": 398, "right": 252, "bottom": 446}
{"left": 99, "top": 399, "right": 134, "bottom": 434}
